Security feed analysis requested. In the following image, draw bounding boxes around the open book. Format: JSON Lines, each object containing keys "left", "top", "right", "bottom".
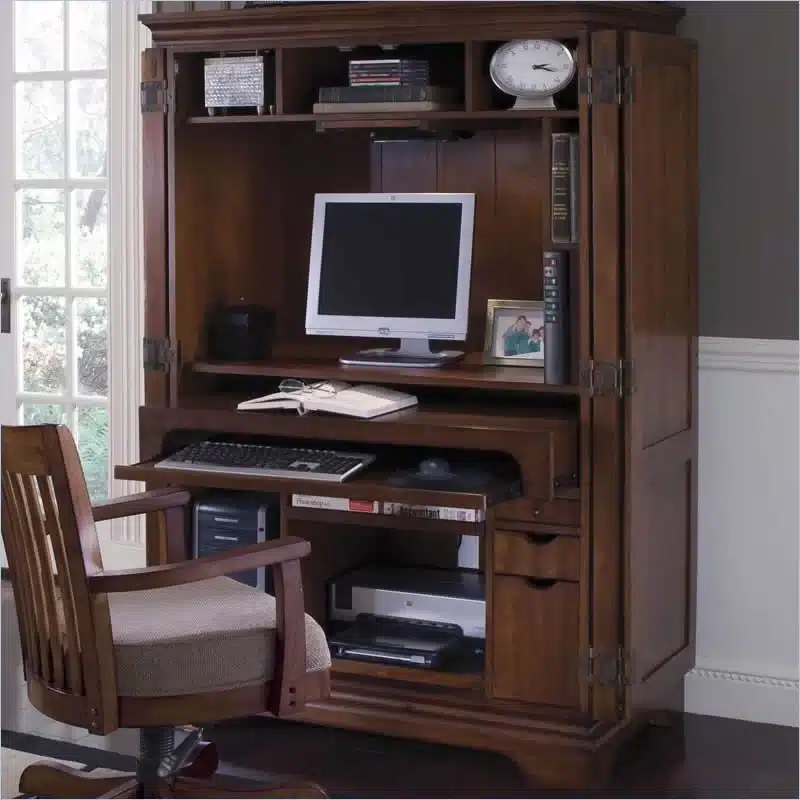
{"left": 236, "top": 381, "right": 418, "bottom": 419}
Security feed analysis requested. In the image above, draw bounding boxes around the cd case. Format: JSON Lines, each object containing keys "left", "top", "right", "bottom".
{"left": 328, "top": 615, "right": 463, "bottom": 669}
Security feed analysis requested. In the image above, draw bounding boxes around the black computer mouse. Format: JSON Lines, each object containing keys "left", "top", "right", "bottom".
{"left": 418, "top": 457, "right": 453, "bottom": 478}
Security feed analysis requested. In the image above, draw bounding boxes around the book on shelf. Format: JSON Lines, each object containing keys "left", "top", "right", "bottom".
{"left": 291, "top": 494, "right": 485, "bottom": 522}
{"left": 550, "top": 132, "right": 580, "bottom": 244}
{"left": 313, "top": 100, "right": 456, "bottom": 114}
{"left": 236, "top": 380, "right": 418, "bottom": 419}
{"left": 318, "top": 85, "right": 456, "bottom": 104}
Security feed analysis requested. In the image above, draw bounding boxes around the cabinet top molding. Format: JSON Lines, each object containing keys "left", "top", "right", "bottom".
{"left": 140, "top": 2, "right": 685, "bottom": 49}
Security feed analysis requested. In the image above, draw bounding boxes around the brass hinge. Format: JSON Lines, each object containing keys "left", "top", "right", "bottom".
{"left": 579, "top": 66, "right": 635, "bottom": 106}
{"left": 142, "top": 337, "right": 177, "bottom": 372}
{"left": 141, "top": 79, "right": 170, "bottom": 113}
{"left": 579, "top": 359, "right": 636, "bottom": 398}
{"left": 577, "top": 66, "right": 593, "bottom": 106}
{"left": 580, "top": 647, "right": 635, "bottom": 687}
{"left": 619, "top": 66, "right": 635, "bottom": 104}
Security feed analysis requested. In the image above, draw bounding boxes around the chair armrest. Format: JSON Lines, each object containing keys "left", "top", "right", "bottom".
{"left": 92, "top": 488, "right": 192, "bottom": 522}
{"left": 87, "top": 536, "right": 310, "bottom": 594}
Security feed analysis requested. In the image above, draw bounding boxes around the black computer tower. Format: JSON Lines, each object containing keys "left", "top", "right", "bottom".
{"left": 193, "top": 491, "right": 281, "bottom": 592}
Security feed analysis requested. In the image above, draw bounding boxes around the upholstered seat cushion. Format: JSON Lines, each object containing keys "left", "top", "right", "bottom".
{"left": 107, "top": 576, "right": 330, "bottom": 697}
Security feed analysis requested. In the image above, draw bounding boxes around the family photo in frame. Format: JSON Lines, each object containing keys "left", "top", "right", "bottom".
{"left": 483, "top": 299, "right": 546, "bottom": 368}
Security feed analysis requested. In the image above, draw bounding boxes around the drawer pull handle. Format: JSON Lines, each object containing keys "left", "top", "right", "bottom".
{"left": 526, "top": 577, "right": 557, "bottom": 590}
{"left": 526, "top": 533, "right": 557, "bottom": 546}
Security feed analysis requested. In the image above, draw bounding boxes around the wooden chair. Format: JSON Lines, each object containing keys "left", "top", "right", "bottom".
{"left": 1, "top": 424, "right": 331, "bottom": 799}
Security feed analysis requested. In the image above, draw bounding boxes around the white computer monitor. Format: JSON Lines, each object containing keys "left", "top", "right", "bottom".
{"left": 305, "top": 192, "right": 476, "bottom": 368}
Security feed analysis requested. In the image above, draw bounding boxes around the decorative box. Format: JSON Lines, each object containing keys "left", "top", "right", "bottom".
{"left": 204, "top": 52, "right": 275, "bottom": 115}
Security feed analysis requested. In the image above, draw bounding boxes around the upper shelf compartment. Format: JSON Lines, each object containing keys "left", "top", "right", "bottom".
{"left": 174, "top": 36, "right": 583, "bottom": 130}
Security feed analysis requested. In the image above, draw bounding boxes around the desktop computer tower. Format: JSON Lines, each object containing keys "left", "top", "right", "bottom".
{"left": 193, "top": 491, "right": 280, "bottom": 592}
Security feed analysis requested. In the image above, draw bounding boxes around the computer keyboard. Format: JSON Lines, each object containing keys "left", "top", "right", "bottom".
{"left": 154, "top": 440, "right": 376, "bottom": 483}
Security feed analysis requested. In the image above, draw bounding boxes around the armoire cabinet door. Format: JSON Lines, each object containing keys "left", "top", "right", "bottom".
{"left": 623, "top": 30, "right": 699, "bottom": 714}
{"left": 141, "top": 47, "right": 171, "bottom": 407}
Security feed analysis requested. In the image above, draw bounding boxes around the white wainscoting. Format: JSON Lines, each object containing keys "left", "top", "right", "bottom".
{"left": 685, "top": 336, "right": 800, "bottom": 727}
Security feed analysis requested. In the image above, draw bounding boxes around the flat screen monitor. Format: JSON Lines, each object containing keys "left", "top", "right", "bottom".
{"left": 305, "top": 192, "right": 475, "bottom": 368}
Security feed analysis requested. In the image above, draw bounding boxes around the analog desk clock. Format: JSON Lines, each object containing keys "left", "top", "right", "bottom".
{"left": 489, "top": 39, "right": 576, "bottom": 110}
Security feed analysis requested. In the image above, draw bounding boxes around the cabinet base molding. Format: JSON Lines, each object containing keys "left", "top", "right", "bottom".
{"left": 294, "top": 688, "right": 654, "bottom": 791}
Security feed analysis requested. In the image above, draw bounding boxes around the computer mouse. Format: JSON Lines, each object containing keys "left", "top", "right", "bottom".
{"left": 418, "top": 457, "right": 452, "bottom": 477}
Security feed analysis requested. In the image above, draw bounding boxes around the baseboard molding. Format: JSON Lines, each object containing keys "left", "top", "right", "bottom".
{"left": 698, "top": 336, "right": 799, "bottom": 373}
{"left": 685, "top": 668, "right": 799, "bottom": 728}
{"left": 692, "top": 336, "right": 799, "bottom": 727}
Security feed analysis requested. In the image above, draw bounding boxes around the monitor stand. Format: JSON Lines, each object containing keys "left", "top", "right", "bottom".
{"left": 339, "top": 339, "right": 465, "bottom": 369}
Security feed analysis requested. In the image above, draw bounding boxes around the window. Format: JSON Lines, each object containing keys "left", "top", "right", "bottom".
{"left": 13, "top": 0, "right": 110, "bottom": 500}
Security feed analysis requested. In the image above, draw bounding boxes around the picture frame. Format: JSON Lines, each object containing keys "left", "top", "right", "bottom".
{"left": 483, "top": 299, "right": 546, "bottom": 368}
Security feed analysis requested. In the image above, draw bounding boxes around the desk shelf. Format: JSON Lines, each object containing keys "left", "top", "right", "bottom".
{"left": 330, "top": 657, "right": 484, "bottom": 690}
{"left": 192, "top": 359, "right": 581, "bottom": 396}
{"left": 115, "top": 459, "right": 518, "bottom": 512}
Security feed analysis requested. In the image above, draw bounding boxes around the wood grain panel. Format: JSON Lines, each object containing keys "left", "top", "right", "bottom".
{"left": 624, "top": 31, "right": 698, "bottom": 712}
{"left": 490, "top": 575, "right": 580, "bottom": 708}
{"left": 494, "top": 530, "right": 579, "bottom": 581}
{"left": 436, "top": 134, "right": 496, "bottom": 352}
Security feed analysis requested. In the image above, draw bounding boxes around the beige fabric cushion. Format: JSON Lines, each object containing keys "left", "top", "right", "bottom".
{"left": 108, "top": 576, "right": 330, "bottom": 698}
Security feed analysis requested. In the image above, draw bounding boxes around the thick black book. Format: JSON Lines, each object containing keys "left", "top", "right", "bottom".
{"left": 543, "top": 251, "right": 571, "bottom": 385}
{"left": 550, "top": 133, "right": 580, "bottom": 244}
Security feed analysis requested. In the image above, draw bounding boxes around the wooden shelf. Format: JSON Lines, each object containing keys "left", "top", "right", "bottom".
{"left": 185, "top": 109, "right": 580, "bottom": 127}
{"left": 285, "top": 505, "right": 483, "bottom": 537}
{"left": 192, "top": 359, "right": 581, "bottom": 395}
{"left": 331, "top": 657, "right": 483, "bottom": 690}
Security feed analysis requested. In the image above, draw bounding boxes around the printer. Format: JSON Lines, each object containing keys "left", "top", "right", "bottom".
{"left": 328, "top": 565, "right": 486, "bottom": 640}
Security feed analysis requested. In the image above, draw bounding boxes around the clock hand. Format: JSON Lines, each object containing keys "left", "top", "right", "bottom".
{"left": 531, "top": 64, "right": 558, "bottom": 72}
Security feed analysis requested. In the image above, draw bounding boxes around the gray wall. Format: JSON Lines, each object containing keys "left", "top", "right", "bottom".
{"left": 679, "top": 2, "right": 799, "bottom": 340}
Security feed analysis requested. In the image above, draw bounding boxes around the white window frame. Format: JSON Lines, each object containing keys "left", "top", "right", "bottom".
{"left": 107, "top": 0, "right": 151, "bottom": 547}
{"left": 4, "top": 1, "right": 150, "bottom": 550}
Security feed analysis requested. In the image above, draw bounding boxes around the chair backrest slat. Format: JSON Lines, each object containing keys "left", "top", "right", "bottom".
{"left": 37, "top": 474, "right": 84, "bottom": 693}
{"left": 1, "top": 424, "right": 115, "bottom": 723}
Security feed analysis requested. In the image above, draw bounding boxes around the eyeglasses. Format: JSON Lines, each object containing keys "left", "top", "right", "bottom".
{"left": 279, "top": 379, "right": 338, "bottom": 396}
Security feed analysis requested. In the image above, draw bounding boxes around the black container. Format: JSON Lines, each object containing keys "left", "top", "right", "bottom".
{"left": 205, "top": 304, "right": 275, "bottom": 362}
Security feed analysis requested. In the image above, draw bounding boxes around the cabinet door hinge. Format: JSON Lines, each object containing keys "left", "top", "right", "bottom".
{"left": 143, "top": 337, "right": 177, "bottom": 372}
{"left": 580, "top": 647, "right": 635, "bottom": 687}
{"left": 141, "top": 79, "right": 171, "bottom": 113}
{"left": 579, "top": 66, "right": 635, "bottom": 106}
{"left": 579, "top": 359, "right": 636, "bottom": 398}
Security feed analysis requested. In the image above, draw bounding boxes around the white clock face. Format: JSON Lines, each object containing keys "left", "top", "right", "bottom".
{"left": 490, "top": 40, "right": 576, "bottom": 98}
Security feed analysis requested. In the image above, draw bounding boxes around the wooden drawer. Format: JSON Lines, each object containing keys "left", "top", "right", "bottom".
{"left": 494, "top": 530, "right": 580, "bottom": 581}
{"left": 496, "top": 496, "right": 580, "bottom": 527}
{"left": 490, "top": 575, "right": 580, "bottom": 708}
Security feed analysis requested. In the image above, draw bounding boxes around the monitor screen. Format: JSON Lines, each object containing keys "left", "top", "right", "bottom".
{"left": 305, "top": 193, "right": 475, "bottom": 341}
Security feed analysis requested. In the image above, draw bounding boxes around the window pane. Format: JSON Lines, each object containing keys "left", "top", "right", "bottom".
{"left": 14, "top": 1, "right": 64, "bottom": 72}
{"left": 71, "top": 189, "right": 107, "bottom": 288}
{"left": 17, "top": 189, "right": 66, "bottom": 288}
{"left": 75, "top": 298, "right": 108, "bottom": 398}
{"left": 21, "top": 402, "right": 68, "bottom": 426}
{"left": 16, "top": 81, "right": 65, "bottom": 179}
{"left": 69, "top": 79, "right": 106, "bottom": 179}
{"left": 68, "top": 2, "right": 108, "bottom": 70}
{"left": 20, "top": 296, "right": 67, "bottom": 394}
{"left": 77, "top": 406, "right": 108, "bottom": 501}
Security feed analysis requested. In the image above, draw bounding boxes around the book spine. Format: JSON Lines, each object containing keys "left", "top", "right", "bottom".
{"left": 291, "top": 495, "right": 380, "bottom": 514}
{"left": 550, "top": 132, "right": 579, "bottom": 244}
{"left": 312, "top": 100, "right": 453, "bottom": 114}
{"left": 318, "top": 85, "right": 453, "bottom": 104}
{"left": 381, "top": 503, "right": 485, "bottom": 523}
{"left": 543, "top": 250, "right": 570, "bottom": 385}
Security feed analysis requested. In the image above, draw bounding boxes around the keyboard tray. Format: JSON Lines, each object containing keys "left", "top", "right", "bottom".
{"left": 115, "top": 458, "right": 521, "bottom": 512}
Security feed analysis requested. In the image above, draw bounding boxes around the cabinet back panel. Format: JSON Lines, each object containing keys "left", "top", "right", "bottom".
{"left": 174, "top": 126, "right": 546, "bottom": 361}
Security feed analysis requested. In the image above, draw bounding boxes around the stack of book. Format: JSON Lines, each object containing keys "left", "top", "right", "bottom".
{"left": 313, "top": 57, "right": 457, "bottom": 114}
